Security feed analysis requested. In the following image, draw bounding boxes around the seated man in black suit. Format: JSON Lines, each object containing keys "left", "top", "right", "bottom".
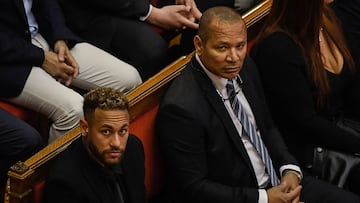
{"left": 156, "top": 6, "right": 360, "bottom": 203}
{"left": 44, "top": 87, "right": 146, "bottom": 203}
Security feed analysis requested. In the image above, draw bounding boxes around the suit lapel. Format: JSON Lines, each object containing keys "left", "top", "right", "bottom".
{"left": 190, "top": 58, "right": 257, "bottom": 177}
{"left": 14, "top": 0, "right": 28, "bottom": 22}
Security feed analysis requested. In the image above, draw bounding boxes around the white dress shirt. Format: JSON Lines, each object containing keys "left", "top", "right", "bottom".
{"left": 23, "top": 0, "right": 39, "bottom": 37}
{"left": 139, "top": 5, "right": 153, "bottom": 21}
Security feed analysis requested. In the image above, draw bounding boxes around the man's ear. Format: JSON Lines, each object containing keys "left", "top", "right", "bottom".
{"left": 194, "top": 35, "right": 203, "bottom": 56}
{"left": 79, "top": 119, "right": 88, "bottom": 136}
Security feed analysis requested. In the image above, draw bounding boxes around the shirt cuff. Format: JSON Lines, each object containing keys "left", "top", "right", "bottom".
{"left": 280, "top": 164, "right": 303, "bottom": 182}
{"left": 258, "top": 189, "right": 268, "bottom": 203}
{"left": 139, "top": 5, "right": 153, "bottom": 21}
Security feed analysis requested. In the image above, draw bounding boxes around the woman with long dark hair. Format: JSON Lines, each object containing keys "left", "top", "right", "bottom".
{"left": 253, "top": 0, "right": 360, "bottom": 195}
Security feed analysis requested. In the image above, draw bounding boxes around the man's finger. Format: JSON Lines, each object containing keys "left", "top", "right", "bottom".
{"left": 184, "top": 0, "right": 192, "bottom": 11}
{"left": 64, "top": 75, "right": 73, "bottom": 86}
{"left": 291, "top": 195, "right": 301, "bottom": 203}
{"left": 57, "top": 47, "right": 66, "bottom": 62}
{"left": 174, "top": 4, "right": 189, "bottom": 12}
{"left": 276, "top": 181, "right": 291, "bottom": 192}
{"left": 181, "top": 18, "right": 199, "bottom": 29}
{"left": 190, "top": 3, "right": 202, "bottom": 19}
{"left": 64, "top": 54, "right": 79, "bottom": 78}
{"left": 286, "top": 185, "right": 302, "bottom": 201}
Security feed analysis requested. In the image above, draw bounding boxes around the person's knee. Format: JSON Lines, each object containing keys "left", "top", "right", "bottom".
{"left": 18, "top": 135, "right": 43, "bottom": 163}
{"left": 48, "top": 98, "right": 83, "bottom": 143}
{"left": 104, "top": 61, "right": 142, "bottom": 92}
{"left": 52, "top": 94, "right": 83, "bottom": 130}
{"left": 111, "top": 21, "right": 169, "bottom": 78}
{"left": 136, "top": 41, "right": 169, "bottom": 80}
{"left": 3, "top": 126, "right": 43, "bottom": 160}
{"left": 119, "top": 69, "right": 142, "bottom": 92}
{"left": 143, "top": 39, "right": 169, "bottom": 66}
{"left": 72, "top": 42, "right": 142, "bottom": 91}
{"left": 21, "top": 126, "right": 44, "bottom": 152}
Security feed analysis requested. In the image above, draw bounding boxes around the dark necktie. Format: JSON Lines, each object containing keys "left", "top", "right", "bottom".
{"left": 226, "top": 79, "right": 279, "bottom": 186}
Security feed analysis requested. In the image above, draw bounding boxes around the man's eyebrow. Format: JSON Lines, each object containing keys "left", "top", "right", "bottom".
{"left": 120, "top": 123, "right": 129, "bottom": 128}
{"left": 99, "top": 124, "right": 113, "bottom": 129}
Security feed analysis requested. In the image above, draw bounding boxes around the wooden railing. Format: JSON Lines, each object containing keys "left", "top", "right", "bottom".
{"left": 243, "top": 0, "right": 272, "bottom": 28}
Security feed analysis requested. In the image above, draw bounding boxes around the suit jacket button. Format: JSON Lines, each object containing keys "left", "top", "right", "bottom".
{"left": 316, "top": 147, "right": 323, "bottom": 153}
{"left": 25, "top": 30, "right": 29, "bottom": 35}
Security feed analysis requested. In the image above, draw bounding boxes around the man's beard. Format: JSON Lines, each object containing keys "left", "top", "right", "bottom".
{"left": 87, "top": 140, "right": 123, "bottom": 167}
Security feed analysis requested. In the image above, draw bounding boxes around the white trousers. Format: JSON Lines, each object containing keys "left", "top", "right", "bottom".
{"left": 8, "top": 34, "right": 142, "bottom": 143}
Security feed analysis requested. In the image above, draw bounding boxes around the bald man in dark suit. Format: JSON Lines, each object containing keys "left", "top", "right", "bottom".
{"left": 156, "top": 6, "right": 360, "bottom": 203}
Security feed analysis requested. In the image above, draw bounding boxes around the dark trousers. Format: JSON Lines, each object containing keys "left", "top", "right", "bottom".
{"left": 78, "top": 17, "right": 170, "bottom": 80}
{"left": 0, "top": 108, "right": 43, "bottom": 186}
{"left": 301, "top": 176, "right": 360, "bottom": 203}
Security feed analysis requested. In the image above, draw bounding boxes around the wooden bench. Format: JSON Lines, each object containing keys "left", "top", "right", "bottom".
{"left": 4, "top": 1, "right": 272, "bottom": 202}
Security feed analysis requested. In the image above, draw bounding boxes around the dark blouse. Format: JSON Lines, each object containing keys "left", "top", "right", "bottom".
{"left": 323, "top": 63, "right": 353, "bottom": 118}
{"left": 253, "top": 32, "right": 360, "bottom": 166}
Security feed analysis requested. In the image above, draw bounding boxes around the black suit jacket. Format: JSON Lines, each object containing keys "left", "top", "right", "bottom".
{"left": 156, "top": 56, "right": 298, "bottom": 203}
{"left": 44, "top": 135, "right": 146, "bottom": 203}
{"left": 0, "top": 0, "right": 80, "bottom": 98}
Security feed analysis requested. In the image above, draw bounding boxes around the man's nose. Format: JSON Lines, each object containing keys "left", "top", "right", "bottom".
{"left": 226, "top": 48, "right": 240, "bottom": 61}
{"left": 110, "top": 134, "right": 121, "bottom": 147}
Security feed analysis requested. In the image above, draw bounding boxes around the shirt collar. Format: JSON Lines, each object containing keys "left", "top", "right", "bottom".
{"left": 195, "top": 54, "right": 228, "bottom": 93}
{"left": 195, "top": 54, "right": 243, "bottom": 96}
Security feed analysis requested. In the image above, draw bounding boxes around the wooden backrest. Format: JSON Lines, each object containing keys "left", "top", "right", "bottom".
{"left": 127, "top": 53, "right": 193, "bottom": 200}
{"left": 4, "top": 1, "right": 272, "bottom": 202}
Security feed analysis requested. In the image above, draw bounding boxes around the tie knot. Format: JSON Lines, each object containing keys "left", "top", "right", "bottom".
{"left": 226, "top": 79, "right": 235, "bottom": 95}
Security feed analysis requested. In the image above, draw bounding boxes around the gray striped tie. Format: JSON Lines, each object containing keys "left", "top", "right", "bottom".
{"left": 226, "top": 79, "right": 279, "bottom": 186}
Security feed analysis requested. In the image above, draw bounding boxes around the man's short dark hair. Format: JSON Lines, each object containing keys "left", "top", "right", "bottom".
{"left": 83, "top": 87, "right": 128, "bottom": 119}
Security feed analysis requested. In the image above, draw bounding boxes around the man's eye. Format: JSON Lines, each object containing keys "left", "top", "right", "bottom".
{"left": 120, "top": 128, "right": 128, "bottom": 135}
{"left": 237, "top": 42, "right": 247, "bottom": 50}
{"left": 216, "top": 46, "right": 226, "bottom": 51}
{"left": 102, "top": 130, "right": 111, "bottom": 135}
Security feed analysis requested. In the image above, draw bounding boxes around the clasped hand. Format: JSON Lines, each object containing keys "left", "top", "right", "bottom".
{"left": 147, "top": 0, "right": 201, "bottom": 30}
{"left": 267, "top": 172, "right": 304, "bottom": 203}
{"left": 42, "top": 40, "right": 79, "bottom": 86}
